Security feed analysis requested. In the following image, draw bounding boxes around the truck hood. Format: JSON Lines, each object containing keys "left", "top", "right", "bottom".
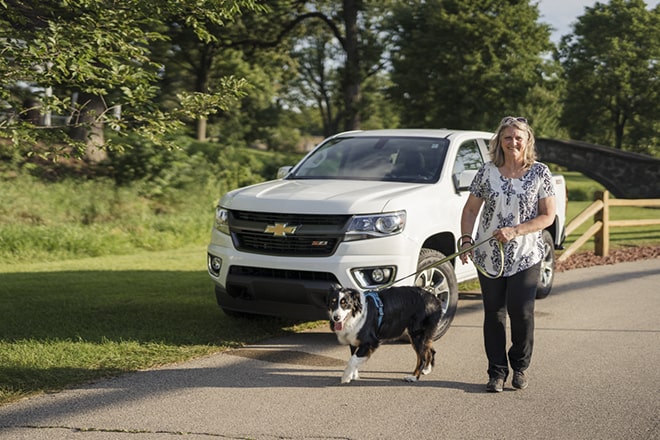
{"left": 220, "top": 179, "right": 429, "bottom": 214}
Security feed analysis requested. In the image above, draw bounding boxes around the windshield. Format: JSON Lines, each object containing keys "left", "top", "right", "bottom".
{"left": 289, "top": 136, "right": 450, "bottom": 183}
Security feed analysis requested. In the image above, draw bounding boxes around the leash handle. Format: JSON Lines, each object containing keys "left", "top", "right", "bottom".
{"left": 465, "top": 237, "right": 504, "bottom": 280}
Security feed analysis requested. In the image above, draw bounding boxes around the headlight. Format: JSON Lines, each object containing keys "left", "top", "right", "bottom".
{"left": 214, "top": 207, "right": 230, "bottom": 234}
{"left": 345, "top": 210, "right": 406, "bottom": 241}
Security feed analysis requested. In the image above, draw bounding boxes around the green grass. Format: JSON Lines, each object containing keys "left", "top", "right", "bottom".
{"left": 0, "top": 174, "right": 217, "bottom": 264}
{"left": 0, "top": 246, "right": 318, "bottom": 405}
{"left": 561, "top": 171, "right": 660, "bottom": 252}
{"left": 564, "top": 201, "right": 660, "bottom": 250}
{"left": 562, "top": 170, "right": 607, "bottom": 202}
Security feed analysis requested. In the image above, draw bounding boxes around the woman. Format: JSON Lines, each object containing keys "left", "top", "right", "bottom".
{"left": 460, "top": 116, "right": 556, "bottom": 393}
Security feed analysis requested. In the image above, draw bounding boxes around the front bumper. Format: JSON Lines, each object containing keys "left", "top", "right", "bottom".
{"left": 207, "top": 235, "right": 418, "bottom": 320}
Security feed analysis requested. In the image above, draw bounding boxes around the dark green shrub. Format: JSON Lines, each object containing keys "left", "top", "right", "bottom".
{"left": 568, "top": 187, "right": 590, "bottom": 201}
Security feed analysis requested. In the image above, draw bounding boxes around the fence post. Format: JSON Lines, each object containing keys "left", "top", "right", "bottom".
{"left": 594, "top": 190, "right": 610, "bottom": 256}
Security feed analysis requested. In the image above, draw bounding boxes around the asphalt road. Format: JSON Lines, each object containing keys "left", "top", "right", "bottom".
{"left": 1, "top": 259, "right": 658, "bottom": 440}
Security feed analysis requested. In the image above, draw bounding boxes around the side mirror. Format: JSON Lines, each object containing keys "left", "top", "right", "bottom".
{"left": 453, "top": 169, "right": 477, "bottom": 192}
{"left": 277, "top": 166, "right": 293, "bottom": 179}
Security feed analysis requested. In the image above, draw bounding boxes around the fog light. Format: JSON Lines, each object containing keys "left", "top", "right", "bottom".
{"left": 351, "top": 266, "right": 396, "bottom": 289}
{"left": 371, "top": 268, "right": 386, "bottom": 283}
{"left": 208, "top": 254, "right": 222, "bottom": 277}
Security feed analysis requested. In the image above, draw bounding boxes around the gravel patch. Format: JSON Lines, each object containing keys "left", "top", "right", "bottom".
{"left": 556, "top": 245, "right": 660, "bottom": 272}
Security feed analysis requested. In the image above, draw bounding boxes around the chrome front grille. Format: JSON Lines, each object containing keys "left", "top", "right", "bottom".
{"left": 230, "top": 210, "right": 350, "bottom": 256}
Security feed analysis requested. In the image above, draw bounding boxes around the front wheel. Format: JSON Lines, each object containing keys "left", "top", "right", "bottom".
{"left": 536, "top": 230, "right": 555, "bottom": 299}
{"left": 414, "top": 248, "right": 459, "bottom": 340}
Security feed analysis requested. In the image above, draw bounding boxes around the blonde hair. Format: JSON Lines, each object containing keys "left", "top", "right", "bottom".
{"left": 488, "top": 116, "right": 537, "bottom": 168}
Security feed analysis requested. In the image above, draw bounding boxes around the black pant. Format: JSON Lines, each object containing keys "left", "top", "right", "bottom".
{"left": 478, "top": 262, "right": 541, "bottom": 380}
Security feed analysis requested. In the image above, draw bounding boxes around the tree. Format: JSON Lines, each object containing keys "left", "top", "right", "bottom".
{"left": 236, "top": 0, "right": 392, "bottom": 135}
{"left": 558, "top": 0, "right": 660, "bottom": 154}
{"left": 0, "top": 0, "right": 261, "bottom": 159}
{"left": 287, "top": 22, "right": 344, "bottom": 136}
{"left": 516, "top": 59, "right": 570, "bottom": 140}
{"left": 386, "top": 0, "right": 554, "bottom": 131}
{"left": 151, "top": 3, "right": 300, "bottom": 144}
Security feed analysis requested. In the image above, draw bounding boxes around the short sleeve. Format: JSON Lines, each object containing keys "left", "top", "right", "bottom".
{"left": 469, "top": 164, "right": 489, "bottom": 199}
{"left": 537, "top": 164, "right": 556, "bottom": 199}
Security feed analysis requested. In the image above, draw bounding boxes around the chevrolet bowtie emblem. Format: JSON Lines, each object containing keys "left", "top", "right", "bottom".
{"left": 264, "top": 223, "right": 298, "bottom": 237}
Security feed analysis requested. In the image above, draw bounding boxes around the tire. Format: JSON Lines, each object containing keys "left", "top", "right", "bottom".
{"left": 536, "top": 230, "right": 555, "bottom": 299}
{"left": 414, "top": 248, "right": 459, "bottom": 340}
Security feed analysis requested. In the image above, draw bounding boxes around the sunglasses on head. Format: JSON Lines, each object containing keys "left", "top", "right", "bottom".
{"left": 501, "top": 116, "right": 528, "bottom": 125}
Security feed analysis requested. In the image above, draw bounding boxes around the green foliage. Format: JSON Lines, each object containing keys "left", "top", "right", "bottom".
{"left": 387, "top": 0, "right": 555, "bottom": 131}
{"left": 516, "top": 63, "right": 570, "bottom": 140}
{"left": 3, "top": 0, "right": 659, "bottom": 165}
{"left": 558, "top": 0, "right": 660, "bottom": 154}
{"left": 0, "top": 174, "right": 210, "bottom": 262}
{"left": 0, "top": 140, "right": 303, "bottom": 264}
{"left": 0, "top": 0, "right": 260, "bottom": 157}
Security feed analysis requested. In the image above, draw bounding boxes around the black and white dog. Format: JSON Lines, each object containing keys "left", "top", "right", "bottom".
{"left": 327, "top": 286, "right": 442, "bottom": 384}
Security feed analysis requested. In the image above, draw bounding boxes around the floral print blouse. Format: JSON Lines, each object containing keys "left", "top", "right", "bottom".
{"left": 469, "top": 161, "right": 556, "bottom": 277}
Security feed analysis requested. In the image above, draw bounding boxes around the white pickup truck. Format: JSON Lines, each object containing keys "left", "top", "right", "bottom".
{"left": 207, "top": 129, "right": 566, "bottom": 338}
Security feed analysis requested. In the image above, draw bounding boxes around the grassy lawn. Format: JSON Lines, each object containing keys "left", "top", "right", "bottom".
{"left": 563, "top": 201, "right": 660, "bottom": 251}
{"left": 0, "top": 246, "right": 318, "bottom": 406}
{"left": 560, "top": 171, "right": 660, "bottom": 252}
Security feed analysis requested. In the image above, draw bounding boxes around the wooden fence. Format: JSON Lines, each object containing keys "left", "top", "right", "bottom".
{"left": 558, "top": 190, "right": 660, "bottom": 262}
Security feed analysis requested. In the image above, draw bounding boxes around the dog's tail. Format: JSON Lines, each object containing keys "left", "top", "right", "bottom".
{"left": 426, "top": 298, "right": 444, "bottom": 341}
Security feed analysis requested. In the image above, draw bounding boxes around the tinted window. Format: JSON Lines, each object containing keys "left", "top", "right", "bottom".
{"left": 291, "top": 136, "right": 450, "bottom": 183}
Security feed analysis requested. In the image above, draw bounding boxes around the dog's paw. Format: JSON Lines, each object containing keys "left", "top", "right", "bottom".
{"left": 421, "top": 365, "right": 433, "bottom": 375}
{"left": 404, "top": 375, "right": 419, "bottom": 382}
{"left": 342, "top": 357, "right": 363, "bottom": 383}
{"left": 341, "top": 373, "right": 358, "bottom": 383}
{"left": 341, "top": 370, "right": 359, "bottom": 383}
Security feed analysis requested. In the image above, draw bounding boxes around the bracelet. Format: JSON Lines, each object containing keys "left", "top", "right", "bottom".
{"left": 459, "top": 234, "right": 474, "bottom": 246}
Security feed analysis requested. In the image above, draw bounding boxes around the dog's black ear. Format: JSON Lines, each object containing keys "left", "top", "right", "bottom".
{"left": 350, "top": 289, "right": 362, "bottom": 316}
{"left": 325, "top": 289, "right": 332, "bottom": 307}
{"left": 326, "top": 285, "right": 341, "bottom": 307}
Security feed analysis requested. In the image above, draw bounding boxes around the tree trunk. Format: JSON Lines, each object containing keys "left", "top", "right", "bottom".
{"left": 194, "top": 44, "right": 215, "bottom": 141}
{"left": 197, "top": 117, "right": 207, "bottom": 141}
{"left": 342, "top": 0, "right": 361, "bottom": 131}
{"left": 69, "top": 92, "right": 107, "bottom": 163}
{"left": 614, "top": 111, "right": 626, "bottom": 150}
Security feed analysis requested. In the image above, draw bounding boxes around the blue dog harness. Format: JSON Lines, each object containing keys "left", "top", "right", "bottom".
{"left": 364, "top": 290, "right": 384, "bottom": 329}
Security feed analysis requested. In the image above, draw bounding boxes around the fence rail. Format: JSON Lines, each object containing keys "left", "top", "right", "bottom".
{"left": 558, "top": 191, "right": 660, "bottom": 262}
